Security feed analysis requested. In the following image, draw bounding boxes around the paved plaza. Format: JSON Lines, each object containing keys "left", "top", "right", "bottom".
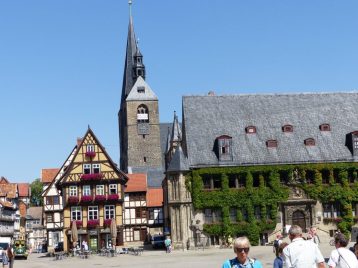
{"left": 11, "top": 241, "right": 347, "bottom": 268}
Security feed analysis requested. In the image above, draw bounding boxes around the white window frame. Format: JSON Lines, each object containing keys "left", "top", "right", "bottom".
{"left": 83, "top": 164, "right": 91, "bottom": 174}
{"left": 93, "top": 164, "right": 100, "bottom": 174}
{"left": 69, "top": 186, "right": 78, "bottom": 196}
{"left": 88, "top": 206, "right": 98, "bottom": 220}
{"left": 71, "top": 206, "right": 82, "bottom": 221}
{"left": 109, "top": 184, "right": 117, "bottom": 194}
{"left": 96, "top": 185, "right": 104, "bottom": 195}
{"left": 104, "top": 205, "right": 115, "bottom": 220}
{"left": 87, "top": 144, "right": 94, "bottom": 152}
{"left": 83, "top": 185, "right": 91, "bottom": 196}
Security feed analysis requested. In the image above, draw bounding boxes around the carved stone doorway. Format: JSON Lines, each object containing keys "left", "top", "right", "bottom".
{"left": 292, "top": 210, "right": 306, "bottom": 231}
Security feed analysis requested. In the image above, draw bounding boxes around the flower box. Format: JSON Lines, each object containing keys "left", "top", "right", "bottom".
{"left": 85, "top": 151, "right": 96, "bottom": 158}
{"left": 87, "top": 219, "right": 99, "bottom": 228}
{"left": 68, "top": 196, "right": 79, "bottom": 204}
{"left": 107, "top": 194, "right": 119, "bottom": 201}
{"left": 80, "top": 173, "right": 103, "bottom": 181}
{"left": 81, "top": 195, "right": 93, "bottom": 202}
{"left": 104, "top": 219, "right": 112, "bottom": 226}
{"left": 95, "top": 195, "right": 106, "bottom": 202}
{"left": 71, "top": 220, "right": 83, "bottom": 226}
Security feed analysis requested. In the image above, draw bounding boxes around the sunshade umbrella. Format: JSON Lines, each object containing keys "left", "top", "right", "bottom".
{"left": 110, "top": 219, "right": 117, "bottom": 249}
{"left": 71, "top": 221, "right": 78, "bottom": 248}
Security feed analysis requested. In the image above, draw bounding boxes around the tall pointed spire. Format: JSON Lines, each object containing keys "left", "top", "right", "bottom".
{"left": 120, "top": 0, "right": 145, "bottom": 103}
{"left": 171, "top": 111, "right": 182, "bottom": 143}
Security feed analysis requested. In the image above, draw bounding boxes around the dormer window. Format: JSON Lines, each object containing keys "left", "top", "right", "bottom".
{"left": 266, "top": 140, "right": 278, "bottom": 148}
{"left": 282, "top": 124, "right": 293, "bottom": 133}
{"left": 319, "top": 124, "right": 331, "bottom": 131}
{"left": 216, "top": 135, "right": 233, "bottom": 161}
{"left": 137, "top": 86, "right": 145, "bottom": 93}
{"left": 304, "top": 138, "right": 316, "bottom": 146}
{"left": 245, "top": 126, "right": 256, "bottom": 134}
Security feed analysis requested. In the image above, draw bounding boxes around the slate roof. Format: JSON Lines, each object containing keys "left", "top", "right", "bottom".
{"left": 182, "top": 92, "right": 358, "bottom": 167}
{"left": 167, "top": 146, "right": 189, "bottom": 172}
{"left": 131, "top": 166, "right": 164, "bottom": 188}
{"left": 126, "top": 76, "right": 158, "bottom": 101}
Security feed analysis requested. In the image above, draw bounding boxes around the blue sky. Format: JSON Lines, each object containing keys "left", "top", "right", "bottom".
{"left": 0, "top": 1, "right": 357, "bottom": 183}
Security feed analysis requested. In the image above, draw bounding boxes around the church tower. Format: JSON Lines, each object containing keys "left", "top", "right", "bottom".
{"left": 118, "top": 1, "right": 162, "bottom": 181}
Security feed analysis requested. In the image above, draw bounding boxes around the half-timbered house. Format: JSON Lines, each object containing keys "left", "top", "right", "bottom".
{"left": 56, "top": 128, "right": 128, "bottom": 251}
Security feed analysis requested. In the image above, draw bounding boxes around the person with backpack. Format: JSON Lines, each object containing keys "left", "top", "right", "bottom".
{"left": 222, "top": 236, "right": 263, "bottom": 268}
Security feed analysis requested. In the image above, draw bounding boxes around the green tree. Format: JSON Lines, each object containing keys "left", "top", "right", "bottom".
{"left": 30, "top": 178, "right": 43, "bottom": 206}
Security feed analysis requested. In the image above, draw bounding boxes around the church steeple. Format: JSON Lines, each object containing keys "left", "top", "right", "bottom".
{"left": 121, "top": 0, "right": 146, "bottom": 103}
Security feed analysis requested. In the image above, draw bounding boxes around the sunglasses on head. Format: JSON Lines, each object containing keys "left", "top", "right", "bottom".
{"left": 236, "top": 247, "right": 249, "bottom": 253}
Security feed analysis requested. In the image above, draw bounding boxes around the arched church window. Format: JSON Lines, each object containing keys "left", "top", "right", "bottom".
{"left": 137, "top": 104, "right": 149, "bottom": 123}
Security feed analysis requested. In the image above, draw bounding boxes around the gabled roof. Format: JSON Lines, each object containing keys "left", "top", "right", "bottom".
{"left": 0, "top": 183, "right": 17, "bottom": 198}
{"left": 182, "top": 92, "right": 358, "bottom": 167}
{"left": 126, "top": 76, "right": 158, "bottom": 101}
{"left": 0, "top": 200, "right": 14, "bottom": 208}
{"left": 18, "top": 183, "right": 30, "bottom": 197}
{"left": 27, "top": 206, "right": 43, "bottom": 220}
{"left": 147, "top": 188, "right": 163, "bottom": 207}
{"left": 41, "top": 168, "right": 60, "bottom": 184}
{"left": 125, "top": 173, "right": 147, "bottom": 192}
{"left": 0, "top": 177, "right": 9, "bottom": 184}
{"left": 56, "top": 127, "right": 128, "bottom": 186}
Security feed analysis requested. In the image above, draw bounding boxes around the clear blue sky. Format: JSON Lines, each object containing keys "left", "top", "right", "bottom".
{"left": 1, "top": 1, "right": 357, "bottom": 183}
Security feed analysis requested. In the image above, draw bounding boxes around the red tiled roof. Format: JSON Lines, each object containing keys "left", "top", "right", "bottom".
{"left": 41, "top": 168, "right": 59, "bottom": 183}
{"left": 0, "top": 183, "right": 17, "bottom": 198}
{"left": 18, "top": 183, "right": 30, "bottom": 197}
{"left": 0, "top": 177, "right": 9, "bottom": 184}
{"left": 0, "top": 200, "right": 14, "bottom": 208}
{"left": 147, "top": 188, "right": 163, "bottom": 207}
{"left": 125, "top": 173, "right": 147, "bottom": 192}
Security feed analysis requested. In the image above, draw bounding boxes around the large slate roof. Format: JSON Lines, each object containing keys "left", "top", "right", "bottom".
{"left": 182, "top": 92, "right": 358, "bottom": 168}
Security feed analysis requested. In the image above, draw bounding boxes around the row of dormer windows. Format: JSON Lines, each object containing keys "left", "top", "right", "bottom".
{"left": 245, "top": 123, "right": 331, "bottom": 134}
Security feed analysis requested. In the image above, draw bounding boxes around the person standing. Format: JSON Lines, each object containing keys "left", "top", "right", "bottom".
{"left": 6, "top": 245, "right": 14, "bottom": 268}
{"left": 1, "top": 244, "right": 9, "bottom": 268}
{"left": 328, "top": 233, "right": 358, "bottom": 268}
{"left": 274, "top": 242, "right": 288, "bottom": 268}
{"left": 273, "top": 234, "right": 283, "bottom": 257}
{"left": 164, "top": 236, "right": 172, "bottom": 253}
{"left": 283, "top": 225, "right": 325, "bottom": 268}
{"left": 310, "top": 227, "right": 320, "bottom": 246}
{"left": 222, "top": 236, "right": 263, "bottom": 268}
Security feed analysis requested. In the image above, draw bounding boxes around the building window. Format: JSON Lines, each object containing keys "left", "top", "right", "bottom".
{"left": 129, "top": 193, "right": 145, "bottom": 201}
{"left": 137, "top": 86, "right": 145, "bottom": 93}
{"left": 96, "top": 185, "right": 104, "bottom": 195}
{"left": 213, "top": 176, "right": 221, "bottom": 189}
{"left": 69, "top": 186, "right": 77, "bottom": 196}
{"left": 53, "top": 196, "right": 59, "bottom": 205}
{"left": 352, "top": 203, "right": 358, "bottom": 217}
{"left": 104, "top": 205, "right": 115, "bottom": 220}
{"left": 83, "top": 164, "right": 91, "bottom": 174}
{"left": 230, "top": 208, "right": 237, "bottom": 222}
{"left": 282, "top": 124, "right": 293, "bottom": 133}
{"left": 321, "top": 169, "right": 330, "bottom": 184}
{"left": 323, "top": 203, "right": 341, "bottom": 218}
{"left": 143, "top": 157, "right": 147, "bottom": 163}
{"left": 242, "top": 208, "right": 248, "bottom": 221}
{"left": 87, "top": 144, "right": 95, "bottom": 152}
{"left": 212, "top": 209, "right": 222, "bottom": 223}
{"left": 254, "top": 206, "right": 261, "bottom": 220}
{"left": 204, "top": 209, "right": 213, "bottom": 223}
{"left": 137, "top": 104, "right": 149, "bottom": 123}
{"left": 93, "top": 164, "right": 100, "bottom": 174}
{"left": 83, "top": 185, "right": 91, "bottom": 196}
{"left": 109, "top": 184, "right": 117, "bottom": 194}
{"left": 319, "top": 124, "right": 331, "bottom": 131}
{"left": 202, "top": 175, "right": 212, "bottom": 189}
{"left": 216, "top": 135, "right": 233, "bottom": 161}
{"left": 46, "top": 213, "right": 54, "bottom": 223}
{"left": 71, "top": 206, "right": 82, "bottom": 221}
{"left": 245, "top": 126, "right": 256, "bottom": 134}
{"left": 88, "top": 206, "right": 98, "bottom": 220}
{"left": 202, "top": 174, "right": 221, "bottom": 189}
{"left": 135, "top": 208, "right": 146, "bottom": 218}
{"left": 304, "top": 138, "right": 316, "bottom": 146}
{"left": 354, "top": 136, "right": 358, "bottom": 149}
{"left": 305, "top": 170, "right": 314, "bottom": 184}
{"left": 266, "top": 140, "right": 278, "bottom": 148}
{"left": 228, "top": 174, "right": 238, "bottom": 188}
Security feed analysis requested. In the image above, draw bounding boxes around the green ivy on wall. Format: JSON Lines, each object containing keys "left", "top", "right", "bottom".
{"left": 188, "top": 163, "right": 358, "bottom": 245}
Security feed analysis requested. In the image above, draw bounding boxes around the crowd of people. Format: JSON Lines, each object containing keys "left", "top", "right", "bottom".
{"left": 222, "top": 225, "right": 358, "bottom": 268}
